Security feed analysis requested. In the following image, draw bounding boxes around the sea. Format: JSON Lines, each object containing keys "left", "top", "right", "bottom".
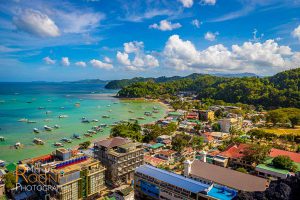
{"left": 0, "top": 82, "right": 167, "bottom": 163}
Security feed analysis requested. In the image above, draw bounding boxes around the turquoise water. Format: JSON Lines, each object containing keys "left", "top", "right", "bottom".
{"left": 0, "top": 83, "right": 167, "bottom": 163}
{"left": 207, "top": 186, "right": 236, "bottom": 200}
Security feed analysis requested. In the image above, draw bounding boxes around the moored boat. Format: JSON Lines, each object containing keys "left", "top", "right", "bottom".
{"left": 18, "top": 118, "right": 28, "bottom": 122}
{"left": 33, "top": 138, "right": 44, "bottom": 145}
{"left": 54, "top": 142, "right": 64, "bottom": 147}
{"left": 61, "top": 138, "right": 72, "bottom": 143}
{"left": 44, "top": 125, "right": 53, "bottom": 131}
{"left": 33, "top": 128, "right": 40, "bottom": 133}
{"left": 102, "top": 115, "right": 110, "bottom": 118}
{"left": 73, "top": 134, "right": 81, "bottom": 139}
{"left": 0, "top": 136, "right": 5, "bottom": 141}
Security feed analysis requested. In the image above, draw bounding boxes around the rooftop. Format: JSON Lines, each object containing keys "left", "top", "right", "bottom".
{"left": 190, "top": 160, "right": 268, "bottom": 192}
{"left": 136, "top": 164, "right": 210, "bottom": 193}
{"left": 256, "top": 164, "right": 290, "bottom": 175}
{"left": 157, "top": 149, "right": 176, "bottom": 156}
{"left": 149, "top": 143, "right": 164, "bottom": 149}
{"left": 95, "top": 137, "right": 130, "bottom": 149}
{"left": 219, "top": 143, "right": 250, "bottom": 159}
{"left": 269, "top": 148, "right": 300, "bottom": 163}
{"left": 144, "top": 155, "right": 166, "bottom": 166}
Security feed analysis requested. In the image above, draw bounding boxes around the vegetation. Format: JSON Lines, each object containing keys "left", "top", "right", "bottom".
{"left": 266, "top": 108, "right": 300, "bottom": 127}
{"left": 116, "top": 68, "right": 300, "bottom": 109}
{"left": 272, "top": 155, "right": 297, "bottom": 172}
{"left": 236, "top": 167, "right": 248, "bottom": 174}
{"left": 143, "top": 123, "right": 177, "bottom": 143}
{"left": 4, "top": 172, "right": 16, "bottom": 190}
{"left": 171, "top": 134, "right": 203, "bottom": 152}
{"left": 79, "top": 141, "right": 91, "bottom": 149}
{"left": 110, "top": 121, "right": 142, "bottom": 142}
{"left": 243, "top": 144, "right": 271, "bottom": 164}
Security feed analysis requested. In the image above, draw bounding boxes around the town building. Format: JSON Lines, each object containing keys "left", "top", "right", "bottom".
{"left": 156, "top": 149, "right": 177, "bottom": 163}
{"left": 108, "top": 185, "right": 134, "bottom": 200}
{"left": 94, "top": 137, "right": 144, "bottom": 186}
{"left": 218, "top": 143, "right": 253, "bottom": 169}
{"left": 255, "top": 148, "right": 300, "bottom": 180}
{"left": 199, "top": 110, "right": 215, "bottom": 121}
{"left": 134, "top": 164, "right": 236, "bottom": 200}
{"left": 218, "top": 117, "right": 242, "bottom": 133}
{"left": 144, "top": 155, "right": 167, "bottom": 167}
{"left": 20, "top": 148, "right": 106, "bottom": 200}
{"left": 184, "top": 160, "right": 269, "bottom": 192}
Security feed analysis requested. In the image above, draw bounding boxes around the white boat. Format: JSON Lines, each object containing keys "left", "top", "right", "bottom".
{"left": 18, "top": 118, "right": 28, "bottom": 122}
{"left": 102, "top": 115, "right": 110, "bottom": 118}
{"left": 0, "top": 136, "right": 5, "bottom": 141}
{"left": 107, "top": 105, "right": 111, "bottom": 107}
{"left": 44, "top": 125, "right": 53, "bottom": 131}
{"left": 33, "top": 128, "right": 40, "bottom": 133}
{"left": 38, "top": 107, "right": 46, "bottom": 110}
{"left": 15, "top": 142, "right": 21, "bottom": 149}
{"left": 33, "top": 138, "right": 44, "bottom": 145}
{"left": 58, "top": 115, "right": 68, "bottom": 118}
{"left": 92, "top": 119, "right": 99, "bottom": 122}
{"left": 27, "top": 120, "right": 37, "bottom": 124}
{"left": 84, "top": 133, "right": 92, "bottom": 137}
{"left": 0, "top": 160, "right": 5, "bottom": 167}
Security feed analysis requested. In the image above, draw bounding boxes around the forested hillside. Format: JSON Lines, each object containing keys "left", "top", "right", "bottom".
{"left": 116, "top": 68, "right": 300, "bottom": 109}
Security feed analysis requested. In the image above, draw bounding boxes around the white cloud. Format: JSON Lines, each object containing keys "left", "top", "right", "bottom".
{"left": 75, "top": 61, "right": 87, "bottom": 67}
{"left": 205, "top": 32, "right": 219, "bottom": 41}
{"left": 90, "top": 59, "right": 113, "bottom": 69}
{"left": 292, "top": 25, "right": 300, "bottom": 41}
{"left": 162, "top": 34, "right": 299, "bottom": 74}
{"left": 117, "top": 41, "right": 159, "bottom": 71}
{"left": 43, "top": 56, "right": 56, "bottom": 65}
{"left": 104, "top": 56, "right": 112, "bottom": 63}
{"left": 149, "top": 20, "right": 182, "bottom": 31}
{"left": 191, "top": 19, "right": 201, "bottom": 28}
{"left": 117, "top": 51, "right": 131, "bottom": 65}
{"left": 200, "top": 0, "right": 216, "bottom": 5}
{"left": 13, "top": 9, "right": 60, "bottom": 37}
{"left": 54, "top": 11, "right": 104, "bottom": 34}
{"left": 178, "top": 0, "right": 194, "bottom": 8}
{"left": 61, "top": 57, "right": 70, "bottom": 66}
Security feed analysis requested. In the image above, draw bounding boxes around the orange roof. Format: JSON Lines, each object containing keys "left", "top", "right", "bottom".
{"left": 269, "top": 148, "right": 300, "bottom": 163}
{"left": 144, "top": 155, "right": 166, "bottom": 166}
{"left": 219, "top": 143, "right": 250, "bottom": 159}
{"left": 157, "top": 149, "right": 177, "bottom": 156}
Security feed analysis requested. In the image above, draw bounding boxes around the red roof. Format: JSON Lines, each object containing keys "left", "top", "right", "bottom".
{"left": 144, "top": 155, "right": 166, "bottom": 166}
{"left": 157, "top": 149, "right": 176, "bottom": 156}
{"left": 219, "top": 143, "right": 250, "bottom": 159}
{"left": 269, "top": 148, "right": 300, "bottom": 163}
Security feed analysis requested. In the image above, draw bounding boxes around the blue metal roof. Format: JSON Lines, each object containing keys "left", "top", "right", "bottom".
{"left": 135, "top": 164, "right": 210, "bottom": 193}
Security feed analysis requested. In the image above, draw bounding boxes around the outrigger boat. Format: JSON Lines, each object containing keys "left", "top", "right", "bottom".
{"left": 84, "top": 133, "right": 92, "bottom": 137}
{"left": 15, "top": 142, "right": 22, "bottom": 149}
{"left": 61, "top": 138, "right": 72, "bottom": 143}
{"left": 87, "top": 130, "right": 97, "bottom": 134}
{"left": 54, "top": 142, "right": 64, "bottom": 147}
{"left": 0, "top": 136, "right": 5, "bottom": 141}
{"left": 144, "top": 112, "right": 152, "bottom": 116}
{"left": 102, "top": 115, "right": 110, "bottom": 118}
{"left": 44, "top": 125, "right": 53, "bottom": 131}
{"left": 73, "top": 134, "right": 81, "bottom": 139}
{"left": 18, "top": 118, "right": 28, "bottom": 122}
{"left": 33, "top": 138, "right": 44, "bottom": 145}
{"left": 54, "top": 125, "right": 60, "bottom": 129}
{"left": 58, "top": 115, "right": 68, "bottom": 118}
{"left": 33, "top": 128, "right": 40, "bottom": 133}
{"left": 91, "top": 119, "right": 99, "bottom": 122}
{"left": 38, "top": 107, "right": 46, "bottom": 110}
{"left": 27, "top": 120, "right": 37, "bottom": 124}
{"left": 137, "top": 117, "right": 145, "bottom": 120}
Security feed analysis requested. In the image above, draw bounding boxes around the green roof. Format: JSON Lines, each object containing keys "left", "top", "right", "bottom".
{"left": 150, "top": 143, "right": 164, "bottom": 149}
{"left": 6, "top": 163, "right": 17, "bottom": 172}
{"left": 256, "top": 164, "right": 289, "bottom": 175}
{"left": 168, "top": 111, "right": 182, "bottom": 116}
{"left": 187, "top": 119, "right": 201, "bottom": 124}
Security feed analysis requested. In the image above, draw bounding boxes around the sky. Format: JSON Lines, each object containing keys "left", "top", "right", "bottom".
{"left": 0, "top": 0, "right": 300, "bottom": 81}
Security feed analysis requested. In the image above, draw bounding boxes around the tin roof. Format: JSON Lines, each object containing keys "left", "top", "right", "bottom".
{"left": 136, "top": 164, "right": 210, "bottom": 193}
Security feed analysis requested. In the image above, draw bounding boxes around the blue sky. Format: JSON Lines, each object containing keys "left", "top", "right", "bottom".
{"left": 0, "top": 0, "right": 300, "bottom": 81}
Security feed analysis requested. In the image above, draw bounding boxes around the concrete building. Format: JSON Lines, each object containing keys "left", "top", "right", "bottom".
{"left": 199, "top": 110, "right": 215, "bottom": 121}
{"left": 134, "top": 164, "right": 236, "bottom": 200}
{"left": 184, "top": 160, "right": 269, "bottom": 192}
{"left": 218, "top": 117, "right": 242, "bottom": 133}
{"left": 20, "top": 148, "right": 106, "bottom": 200}
{"left": 156, "top": 149, "right": 177, "bottom": 163}
{"left": 94, "top": 137, "right": 144, "bottom": 186}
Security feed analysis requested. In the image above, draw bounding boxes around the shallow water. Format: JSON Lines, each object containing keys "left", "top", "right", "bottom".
{"left": 0, "top": 83, "right": 166, "bottom": 163}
